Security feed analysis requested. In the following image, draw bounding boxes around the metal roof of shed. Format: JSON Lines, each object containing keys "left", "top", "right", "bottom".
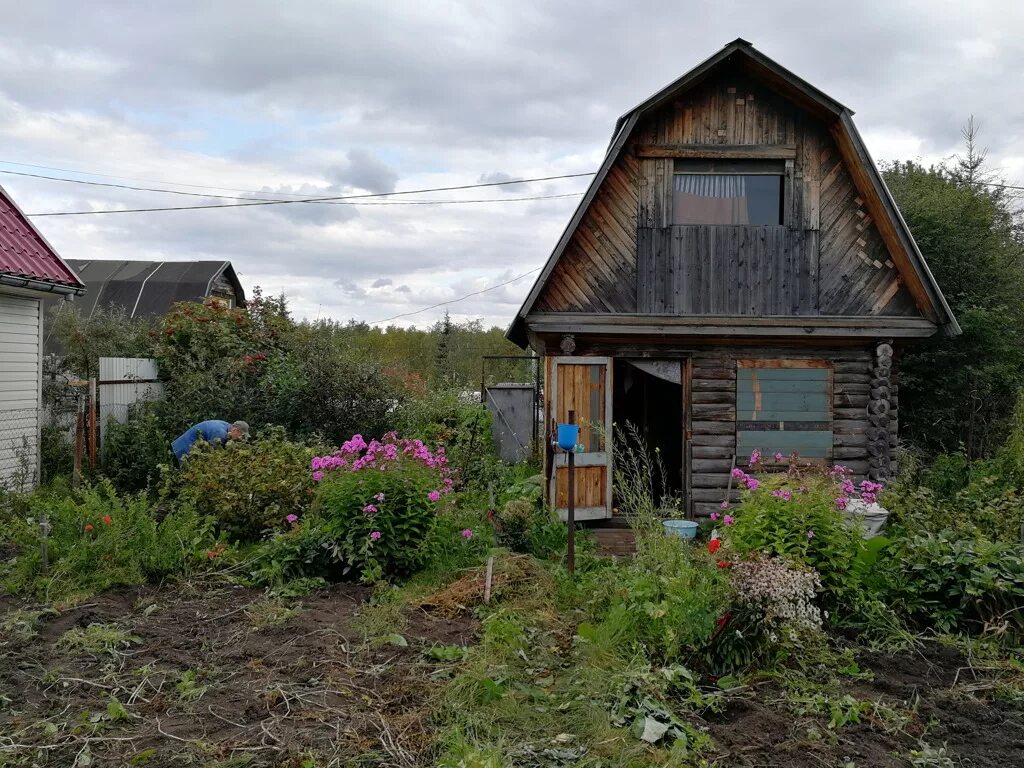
{"left": 64, "top": 259, "right": 245, "bottom": 319}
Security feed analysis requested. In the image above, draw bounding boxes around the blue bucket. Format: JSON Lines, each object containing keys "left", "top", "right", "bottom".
{"left": 556, "top": 423, "right": 580, "bottom": 451}
{"left": 662, "top": 519, "right": 698, "bottom": 540}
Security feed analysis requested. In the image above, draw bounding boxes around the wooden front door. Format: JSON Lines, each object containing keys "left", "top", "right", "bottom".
{"left": 548, "top": 356, "right": 613, "bottom": 520}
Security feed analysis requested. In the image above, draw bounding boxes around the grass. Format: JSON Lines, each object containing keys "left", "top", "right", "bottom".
{"left": 0, "top": 607, "right": 57, "bottom": 643}
{"left": 244, "top": 598, "right": 302, "bottom": 629}
{"left": 56, "top": 622, "right": 140, "bottom": 657}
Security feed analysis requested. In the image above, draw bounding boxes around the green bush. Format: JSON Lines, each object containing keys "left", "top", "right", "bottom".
{"left": 102, "top": 405, "right": 172, "bottom": 493}
{"left": 877, "top": 530, "right": 1024, "bottom": 641}
{"left": 170, "top": 428, "right": 316, "bottom": 541}
{"left": 589, "top": 535, "right": 731, "bottom": 666}
{"left": 725, "top": 465, "right": 866, "bottom": 607}
{"left": 393, "top": 390, "right": 496, "bottom": 489}
{"left": 312, "top": 433, "right": 452, "bottom": 582}
{"left": 2, "top": 481, "right": 217, "bottom": 601}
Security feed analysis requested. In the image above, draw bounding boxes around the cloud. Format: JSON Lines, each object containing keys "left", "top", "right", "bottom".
{"left": 326, "top": 149, "right": 398, "bottom": 194}
{"left": 0, "top": 0, "right": 1020, "bottom": 330}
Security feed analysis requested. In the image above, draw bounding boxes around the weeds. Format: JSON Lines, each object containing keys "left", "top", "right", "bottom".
{"left": 56, "top": 623, "right": 140, "bottom": 657}
{"left": 245, "top": 598, "right": 301, "bottom": 629}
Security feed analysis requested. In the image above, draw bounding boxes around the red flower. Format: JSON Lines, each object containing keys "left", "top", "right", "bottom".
{"left": 102, "top": 516, "right": 112, "bottom": 524}
{"left": 84, "top": 524, "right": 93, "bottom": 532}
{"left": 707, "top": 539, "right": 722, "bottom": 554}
{"left": 716, "top": 560, "right": 733, "bottom": 569}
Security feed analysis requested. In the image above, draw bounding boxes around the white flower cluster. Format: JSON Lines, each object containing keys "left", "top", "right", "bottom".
{"left": 731, "top": 557, "right": 823, "bottom": 637}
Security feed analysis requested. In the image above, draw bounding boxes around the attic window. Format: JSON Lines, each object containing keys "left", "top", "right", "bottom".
{"left": 673, "top": 159, "right": 783, "bottom": 226}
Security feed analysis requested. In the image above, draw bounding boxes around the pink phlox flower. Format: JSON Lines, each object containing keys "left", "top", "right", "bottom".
{"left": 312, "top": 471, "right": 324, "bottom": 482}
{"left": 749, "top": 449, "right": 762, "bottom": 465}
{"left": 771, "top": 489, "right": 792, "bottom": 501}
{"left": 286, "top": 514, "right": 298, "bottom": 524}
{"left": 834, "top": 496, "right": 849, "bottom": 510}
{"left": 370, "top": 530, "right": 382, "bottom": 541}
{"left": 859, "top": 480, "right": 885, "bottom": 495}
{"left": 428, "top": 490, "right": 441, "bottom": 503}
{"left": 723, "top": 515, "right": 735, "bottom": 526}
{"left": 719, "top": 500, "right": 730, "bottom": 510}
{"left": 862, "top": 492, "right": 877, "bottom": 504}
{"left": 841, "top": 479, "right": 855, "bottom": 494}
{"left": 730, "top": 467, "right": 745, "bottom": 479}
{"left": 374, "top": 492, "right": 385, "bottom": 502}
{"left": 774, "top": 452, "right": 784, "bottom": 462}
{"left": 745, "top": 478, "right": 760, "bottom": 492}
{"left": 442, "top": 477, "right": 454, "bottom": 490}
{"left": 362, "top": 504, "right": 378, "bottom": 514}
{"left": 806, "top": 530, "right": 815, "bottom": 539}
{"left": 311, "top": 457, "right": 322, "bottom": 471}
{"left": 461, "top": 529, "right": 474, "bottom": 539}
{"left": 798, "top": 485, "right": 807, "bottom": 493}
{"left": 710, "top": 512, "right": 720, "bottom": 521}
{"left": 829, "top": 464, "right": 850, "bottom": 477}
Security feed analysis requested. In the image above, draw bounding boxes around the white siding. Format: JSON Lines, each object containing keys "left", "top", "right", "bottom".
{"left": 0, "top": 292, "right": 41, "bottom": 490}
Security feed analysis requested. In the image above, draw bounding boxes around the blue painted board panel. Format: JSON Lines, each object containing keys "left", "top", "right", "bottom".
{"left": 738, "top": 368, "right": 830, "bottom": 382}
{"left": 737, "top": 430, "right": 834, "bottom": 458}
{"left": 737, "top": 392, "right": 830, "bottom": 417}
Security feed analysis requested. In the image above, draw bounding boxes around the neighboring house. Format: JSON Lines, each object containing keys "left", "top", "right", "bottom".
{"left": 0, "top": 185, "right": 86, "bottom": 489}
{"left": 43, "top": 259, "right": 245, "bottom": 357}
{"left": 507, "top": 39, "right": 959, "bottom": 520}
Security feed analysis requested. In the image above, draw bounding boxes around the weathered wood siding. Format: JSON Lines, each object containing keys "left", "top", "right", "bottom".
{"left": 817, "top": 145, "right": 918, "bottom": 316}
{"left": 536, "top": 64, "right": 920, "bottom": 320}
{"left": 689, "top": 346, "right": 887, "bottom": 518}
{"left": 637, "top": 225, "right": 818, "bottom": 314}
{"left": 534, "top": 154, "right": 638, "bottom": 312}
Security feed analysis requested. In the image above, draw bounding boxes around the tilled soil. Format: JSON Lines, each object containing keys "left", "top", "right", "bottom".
{"left": 0, "top": 579, "right": 475, "bottom": 767}
{"left": 703, "top": 642, "right": 1024, "bottom": 767}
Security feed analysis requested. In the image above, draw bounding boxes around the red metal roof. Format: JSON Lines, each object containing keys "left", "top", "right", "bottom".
{"left": 0, "top": 185, "right": 84, "bottom": 290}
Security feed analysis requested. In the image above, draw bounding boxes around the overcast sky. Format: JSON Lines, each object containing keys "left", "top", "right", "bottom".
{"left": 2, "top": 1, "right": 1021, "bottom": 329}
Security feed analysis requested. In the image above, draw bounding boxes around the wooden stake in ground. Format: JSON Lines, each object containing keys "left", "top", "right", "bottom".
{"left": 88, "top": 378, "right": 97, "bottom": 469}
{"left": 483, "top": 556, "right": 494, "bottom": 603}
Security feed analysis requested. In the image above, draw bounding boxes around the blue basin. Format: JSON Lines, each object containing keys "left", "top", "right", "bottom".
{"left": 662, "top": 519, "right": 698, "bottom": 539}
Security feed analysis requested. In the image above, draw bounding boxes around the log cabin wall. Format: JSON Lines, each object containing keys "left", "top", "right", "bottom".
{"left": 535, "top": 63, "right": 919, "bottom": 319}
{"left": 687, "top": 344, "right": 896, "bottom": 517}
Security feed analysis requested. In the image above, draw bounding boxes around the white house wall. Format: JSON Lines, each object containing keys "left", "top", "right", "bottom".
{"left": 0, "top": 291, "right": 41, "bottom": 490}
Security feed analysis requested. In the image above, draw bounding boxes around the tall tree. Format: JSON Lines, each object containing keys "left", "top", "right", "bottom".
{"left": 884, "top": 121, "right": 1024, "bottom": 458}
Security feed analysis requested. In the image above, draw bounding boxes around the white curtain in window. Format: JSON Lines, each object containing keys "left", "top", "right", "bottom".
{"left": 673, "top": 174, "right": 750, "bottom": 225}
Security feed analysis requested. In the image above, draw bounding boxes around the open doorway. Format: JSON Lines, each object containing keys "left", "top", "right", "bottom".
{"left": 613, "top": 359, "right": 684, "bottom": 506}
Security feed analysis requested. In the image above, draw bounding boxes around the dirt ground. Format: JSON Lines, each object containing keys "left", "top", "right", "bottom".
{"left": 0, "top": 579, "right": 475, "bottom": 767}
{"left": 703, "top": 642, "right": 1024, "bottom": 767}
{"left": 2, "top": 578, "right": 1023, "bottom": 767}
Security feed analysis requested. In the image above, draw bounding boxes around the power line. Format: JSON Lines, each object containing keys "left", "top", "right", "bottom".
{"left": 370, "top": 268, "right": 541, "bottom": 324}
{"left": 22, "top": 172, "right": 596, "bottom": 216}
{"left": 0, "top": 159, "right": 341, "bottom": 197}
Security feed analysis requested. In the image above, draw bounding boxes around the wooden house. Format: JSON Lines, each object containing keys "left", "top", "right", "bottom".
{"left": 506, "top": 39, "right": 959, "bottom": 520}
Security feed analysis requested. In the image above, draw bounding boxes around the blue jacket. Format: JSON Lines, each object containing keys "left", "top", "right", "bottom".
{"left": 171, "top": 420, "right": 231, "bottom": 461}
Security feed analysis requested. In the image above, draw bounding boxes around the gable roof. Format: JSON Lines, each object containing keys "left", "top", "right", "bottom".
{"left": 0, "top": 184, "right": 84, "bottom": 296}
{"left": 508, "top": 39, "right": 959, "bottom": 346}
{"left": 62, "top": 259, "right": 245, "bottom": 320}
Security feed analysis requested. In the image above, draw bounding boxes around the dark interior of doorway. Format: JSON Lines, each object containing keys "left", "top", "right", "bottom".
{"left": 613, "top": 360, "right": 684, "bottom": 505}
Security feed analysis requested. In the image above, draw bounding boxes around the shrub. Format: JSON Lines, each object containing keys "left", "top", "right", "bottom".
{"left": 876, "top": 530, "right": 1024, "bottom": 641}
{"left": 2, "top": 481, "right": 217, "bottom": 601}
{"left": 591, "top": 535, "right": 731, "bottom": 665}
{"left": 102, "top": 404, "right": 172, "bottom": 493}
{"left": 393, "top": 390, "right": 496, "bottom": 489}
{"left": 723, "top": 457, "right": 867, "bottom": 606}
{"left": 170, "top": 428, "right": 316, "bottom": 541}
{"left": 311, "top": 432, "right": 453, "bottom": 581}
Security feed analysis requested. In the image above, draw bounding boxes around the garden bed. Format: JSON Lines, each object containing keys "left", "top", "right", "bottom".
{"left": 0, "top": 579, "right": 475, "bottom": 767}
{"left": 2, "top": 576, "right": 1023, "bottom": 766}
